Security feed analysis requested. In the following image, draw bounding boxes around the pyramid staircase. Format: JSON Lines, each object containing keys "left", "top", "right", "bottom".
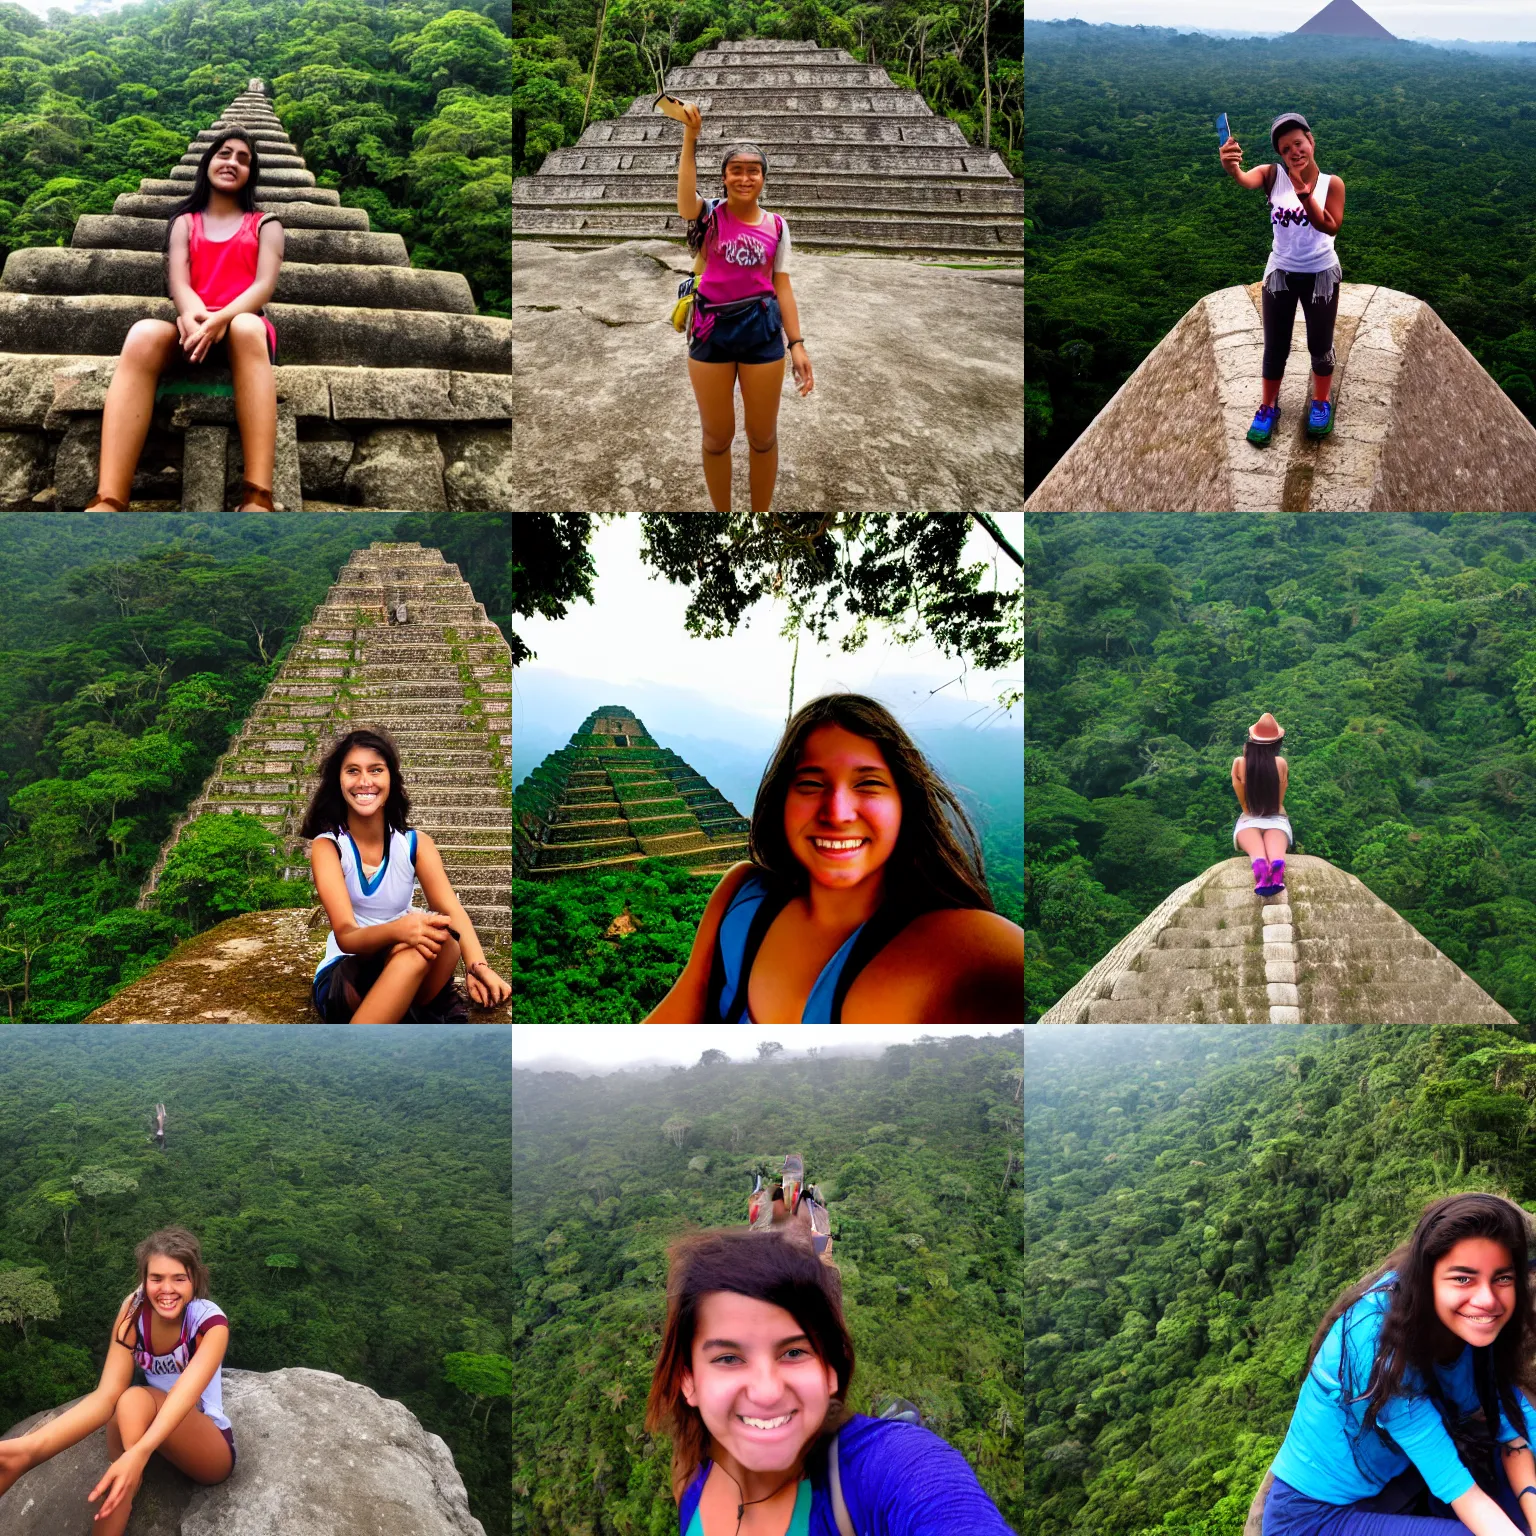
{"left": 0, "top": 79, "right": 511, "bottom": 511}
{"left": 140, "top": 543, "right": 510, "bottom": 958}
{"left": 512, "top": 40, "right": 1022, "bottom": 257}
{"left": 514, "top": 706, "right": 750, "bottom": 878}
{"left": 1038, "top": 855, "right": 1515, "bottom": 1025}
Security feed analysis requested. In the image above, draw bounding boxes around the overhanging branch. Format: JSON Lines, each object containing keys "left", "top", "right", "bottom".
{"left": 968, "top": 512, "right": 1023, "bottom": 567}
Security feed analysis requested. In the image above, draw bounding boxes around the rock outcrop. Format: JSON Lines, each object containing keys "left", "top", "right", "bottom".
{"left": 1024, "top": 283, "right": 1536, "bottom": 512}
{"left": 0, "top": 1367, "right": 485, "bottom": 1535}
{"left": 1037, "top": 855, "right": 1516, "bottom": 1024}
{"left": 513, "top": 39, "right": 1021, "bottom": 256}
{"left": 0, "top": 80, "right": 510, "bottom": 510}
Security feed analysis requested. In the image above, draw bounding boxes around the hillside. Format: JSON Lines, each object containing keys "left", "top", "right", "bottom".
{"left": 512, "top": 1033, "right": 1024, "bottom": 1530}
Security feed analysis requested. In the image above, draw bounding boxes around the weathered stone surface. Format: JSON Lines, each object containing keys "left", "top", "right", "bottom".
{"left": 0, "top": 352, "right": 78, "bottom": 427}
{"left": 0, "top": 429, "right": 47, "bottom": 506}
{"left": 181, "top": 424, "right": 229, "bottom": 512}
{"left": 344, "top": 426, "right": 447, "bottom": 510}
{"left": 1025, "top": 283, "right": 1536, "bottom": 512}
{"left": 138, "top": 180, "right": 339, "bottom": 204}
{"left": 103, "top": 201, "right": 377, "bottom": 236}
{"left": 297, "top": 432, "right": 355, "bottom": 494}
{"left": 440, "top": 425, "right": 513, "bottom": 511}
{"left": 53, "top": 415, "right": 101, "bottom": 509}
{"left": 512, "top": 239, "right": 1023, "bottom": 510}
{"left": 0, "top": 1368, "right": 487, "bottom": 1534}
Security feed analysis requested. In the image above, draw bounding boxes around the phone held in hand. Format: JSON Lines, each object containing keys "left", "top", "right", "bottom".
{"left": 655, "top": 93, "right": 692, "bottom": 122}
{"left": 1216, "top": 112, "right": 1230, "bottom": 146}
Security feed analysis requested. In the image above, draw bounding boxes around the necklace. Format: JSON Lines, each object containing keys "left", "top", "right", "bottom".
{"left": 715, "top": 1461, "right": 799, "bottom": 1536}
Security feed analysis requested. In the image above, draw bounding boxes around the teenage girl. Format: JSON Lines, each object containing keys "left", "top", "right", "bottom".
{"left": 644, "top": 693, "right": 1023, "bottom": 1023}
{"left": 0, "top": 1228, "right": 233, "bottom": 1535}
{"left": 1220, "top": 112, "right": 1348, "bottom": 446}
{"left": 86, "top": 128, "right": 286, "bottom": 511}
{"left": 302, "top": 728, "right": 511, "bottom": 1023}
{"left": 676, "top": 101, "right": 814, "bottom": 513}
{"left": 1262, "top": 1193, "right": 1536, "bottom": 1536}
{"left": 646, "top": 1226, "right": 1013, "bottom": 1535}
{"left": 1233, "top": 711, "right": 1292, "bottom": 897}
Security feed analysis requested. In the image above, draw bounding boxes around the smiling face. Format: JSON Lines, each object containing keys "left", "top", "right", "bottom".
{"left": 145, "top": 1254, "right": 195, "bottom": 1323}
{"left": 783, "top": 724, "right": 902, "bottom": 890}
{"left": 339, "top": 746, "right": 390, "bottom": 819}
{"left": 1432, "top": 1236, "right": 1516, "bottom": 1349}
{"left": 681, "top": 1291, "right": 838, "bottom": 1474}
{"left": 1276, "top": 127, "right": 1314, "bottom": 177}
{"left": 208, "top": 138, "right": 251, "bottom": 193}
{"left": 723, "top": 152, "right": 765, "bottom": 202}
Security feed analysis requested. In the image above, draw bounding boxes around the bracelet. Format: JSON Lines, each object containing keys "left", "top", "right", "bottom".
{"left": 787, "top": 337, "right": 804, "bottom": 347}
{"left": 1521, "top": 1486, "right": 1536, "bottom": 1500}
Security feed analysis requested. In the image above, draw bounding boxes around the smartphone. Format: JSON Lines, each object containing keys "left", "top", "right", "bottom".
{"left": 655, "top": 93, "right": 692, "bottom": 123}
{"left": 1216, "top": 112, "right": 1231, "bottom": 146}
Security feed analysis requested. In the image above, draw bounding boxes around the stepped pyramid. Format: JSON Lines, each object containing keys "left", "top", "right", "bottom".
{"left": 0, "top": 79, "right": 511, "bottom": 511}
{"left": 141, "top": 543, "right": 510, "bottom": 957}
{"left": 514, "top": 706, "right": 750, "bottom": 878}
{"left": 512, "top": 40, "right": 1022, "bottom": 257}
{"left": 1024, "top": 284, "right": 1536, "bottom": 512}
{"left": 1038, "top": 855, "right": 1515, "bottom": 1024}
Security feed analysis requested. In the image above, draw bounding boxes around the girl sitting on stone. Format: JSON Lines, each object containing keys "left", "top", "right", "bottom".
{"left": 675, "top": 100, "right": 814, "bottom": 513}
{"left": 303, "top": 728, "right": 510, "bottom": 1022}
{"left": 1233, "top": 711, "right": 1292, "bottom": 896}
{"left": 85, "top": 127, "right": 286, "bottom": 511}
{"left": 0, "top": 1227, "right": 234, "bottom": 1535}
{"left": 645, "top": 693, "right": 1023, "bottom": 1023}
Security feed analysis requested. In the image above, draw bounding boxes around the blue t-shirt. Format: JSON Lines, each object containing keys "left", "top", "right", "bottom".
{"left": 1270, "top": 1277, "right": 1535, "bottom": 1505}
{"left": 676, "top": 1417, "right": 1016, "bottom": 1536}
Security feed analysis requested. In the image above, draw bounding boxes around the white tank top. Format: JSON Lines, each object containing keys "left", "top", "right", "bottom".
{"left": 128, "top": 1290, "right": 231, "bottom": 1430}
{"left": 313, "top": 825, "right": 419, "bottom": 979}
{"left": 1264, "top": 162, "right": 1338, "bottom": 276}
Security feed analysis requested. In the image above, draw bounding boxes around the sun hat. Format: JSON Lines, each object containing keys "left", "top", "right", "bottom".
{"left": 1248, "top": 712, "right": 1285, "bottom": 743}
{"left": 1271, "top": 112, "right": 1313, "bottom": 150}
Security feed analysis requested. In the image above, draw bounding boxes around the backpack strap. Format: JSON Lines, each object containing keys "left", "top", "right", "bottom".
{"left": 828, "top": 1430, "right": 857, "bottom": 1536}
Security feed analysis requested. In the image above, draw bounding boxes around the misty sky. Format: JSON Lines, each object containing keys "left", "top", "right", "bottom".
{"left": 1023, "top": 1, "right": 1535, "bottom": 40}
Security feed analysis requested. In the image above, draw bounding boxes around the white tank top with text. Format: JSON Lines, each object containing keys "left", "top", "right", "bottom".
{"left": 1264, "top": 162, "right": 1338, "bottom": 276}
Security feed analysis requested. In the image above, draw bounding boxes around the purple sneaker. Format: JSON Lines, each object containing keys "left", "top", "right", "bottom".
{"left": 1252, "top": 858, "right": 1271, "bottom": 893}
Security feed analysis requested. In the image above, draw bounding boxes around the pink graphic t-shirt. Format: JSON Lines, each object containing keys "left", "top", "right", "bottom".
{"left": 697, "top": 199, "right": 792, "bottom": 306}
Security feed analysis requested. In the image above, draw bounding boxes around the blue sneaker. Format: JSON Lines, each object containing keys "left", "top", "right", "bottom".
{"left": 1306, "top": 399, "right": 1333, "bottom": 437}
{"left": 1246, "top": 403, "right": 1280, "bottom": 445}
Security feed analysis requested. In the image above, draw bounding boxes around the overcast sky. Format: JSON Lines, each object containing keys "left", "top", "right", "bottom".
{"left": 1023, "top": 1, "right": 1536, "bottom": 39}
{"left": 512, "top": 1024, "right": 1020, "bottom": 1071}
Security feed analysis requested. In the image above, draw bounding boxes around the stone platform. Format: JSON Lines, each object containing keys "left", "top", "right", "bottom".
{"left": 513, "top": 39, "right": 1021, "bottom": 256}
{"left": 0, "top": 80, "right": 510, "bottom": 510}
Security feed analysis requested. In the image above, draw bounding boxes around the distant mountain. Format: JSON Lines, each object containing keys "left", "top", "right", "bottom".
{"left": 1295, "top": 0, "right": 1396, "bottom": 39}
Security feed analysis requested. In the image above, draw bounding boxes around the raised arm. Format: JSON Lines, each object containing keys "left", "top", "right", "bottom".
{"left": 676, "top": 101, "right": 704, "bottom": 221}
{"left": 644, "top": 861, "right": 755, "bottom": 1022}
{"left": 1219, "top": 136, "right": 1272, "bottom": 192}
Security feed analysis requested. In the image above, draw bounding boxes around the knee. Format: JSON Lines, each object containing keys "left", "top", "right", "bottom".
{"left": 228, "top": 313, "right": 267, "bottom": 350}
{"left": 122, "top": 320, "right": 170, "bottom": 364}
{"left": 747, "top": 429, "right": 777, "bottom": 454}
{"left": 701, "top": 428, "right": 733, "bottom": 456}
{"left": 115, "top": 1386, "right": 155, "bottom": 1433}
{"left": 387, "top": 942, "right": 431, "bottom": 973}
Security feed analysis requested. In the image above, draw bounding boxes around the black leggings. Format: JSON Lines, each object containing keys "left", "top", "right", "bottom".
{"left": 1261, "top": 270, "right": 1339, "bottom": 381}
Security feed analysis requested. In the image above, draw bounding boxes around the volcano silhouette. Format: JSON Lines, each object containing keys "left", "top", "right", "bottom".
{"left": 1295, "top": 0, "right": 1396, "bottom": 38}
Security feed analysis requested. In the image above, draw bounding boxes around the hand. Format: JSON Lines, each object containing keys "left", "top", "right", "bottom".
{"left": 466, "top": 961, "right": 510, "bottom": 1009}
{"left": 790, "top": 342, "right": 813, "bottom": 396}
{"left": 1219, "top": 137, "right": 1243, "bottom": 172}
{"left": 89, "top": 1449, "right": 146, "bottom": 1523}
{"left": 682, "top": 101, "right": 702, "bottom": 135}
{"left": 0, "top": 1434, "right": 35, "bottom": 1498}
{"left": 399, "top": 910, "right": 453, "bottom": 961}
{"left": 181, "top": 310, "right": 230, "bottom": 363}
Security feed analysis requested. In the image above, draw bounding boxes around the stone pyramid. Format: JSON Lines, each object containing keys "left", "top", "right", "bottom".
{"left": 0, "top": 79, "right": 511, "bottom": 511}
{"left": 514, "top": 706, "right": 750, "bottom": 878}
{"left": 512, "top": 40, "right": 1022, "bottom": 256}
{"left": 1296, "top": 0, "right": 1396, "bottom": 37}
{"left": 1024, "top": 283, "right": 1536, "bottom": 512}
{"left": 1037, "top": 855, "right": 1515, "bottom": 1024}
{"left": 139, "top": 543, "right": 510, "bottom": 958}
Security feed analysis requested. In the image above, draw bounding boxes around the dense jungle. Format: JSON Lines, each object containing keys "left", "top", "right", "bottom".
{"left": 0, "top": 0, "right": 511, "bottom": 314}
{"left": 0, "top": 1025, "right": 512, "bottom": 1532}
{"left": 1024, "top": 514, "right": 1536, "bottom": 1025}
{"left": 1024, "top": 1023, "right": 1536, "bottom": 1536}
{"left": 1024, "top": 23, "right": 1536, "bottom": 494}
{"left": 511, "top": 1030, "right": 1024, "bottom": 1531}
{"left": 0, "top": 512, "right": 509, "bottom": 1023}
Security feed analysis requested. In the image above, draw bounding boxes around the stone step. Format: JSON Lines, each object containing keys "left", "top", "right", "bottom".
{"left": 4, "top": 248, "right": 475, "bottom": 315}
{"left": 0, "top": 294, "right": 511, "bottom": 372}
{"left": 691, "top": 47, "right": 858, "bottom": 64}
{"left": 184, "top": 141, "right": 300, "bottom": 160}
{"left": 1138, "top": 940, "right": 1260, "bottom": 967}
{"left": 631, "top": 87, "right": 945, "bottom": 117}
{"left": 513, "top": 174, "right": 1024, "bottom": 213}
{"left": 89, "top": 210, "right": 400, "bottom": 255}
{"left": 169, "top": 164, "right": 316, "bottom": 187}
{"left": 669, "top": 65, "right": 897, "bottom": 86}
{"left": 1085, "top": 996, "right": 1270, "bottom": 1024}
{"left": 1298, "top": 982, "right": 1509, "bottom": 1025}
{"left": 580, "top": 116, "right": 971, "bottom": 148}
{"left": 178, "top": 151, "right": 307, "bottom": 170}
{"left": 1155, "top": 927, "right": 1255, "bottom": 949}
{"left": 537, "top": 144, "right": 1010, "bottom": 177}
{"left": 1294, "top": 936, "right": 1437, "bottom": 963}
{"left": 139, "top": 180, "right": 339, "bottom": 205}
{"left": 1109, "top": 969, "right": 1266, "bottom": 1004}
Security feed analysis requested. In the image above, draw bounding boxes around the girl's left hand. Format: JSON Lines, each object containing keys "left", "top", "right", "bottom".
{"left": 791, "top": 343, "right": 814, "bottom": 396}
{"left": 183, "top": 312, "right": 231, "bottom": 363}
{"left": 89, "top": 1450, "right": 146, "bottom": 1522}
{"left": 466, "top": 963, "right": 510, "bottom": 1009}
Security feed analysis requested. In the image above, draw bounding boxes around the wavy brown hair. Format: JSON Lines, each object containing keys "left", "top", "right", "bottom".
{"left": 114, "top": 1226, "right": 212, "bottom": 1347}
{"left": 1243, "top": 737, "right": 1283, "bottom": 819}
{"left": 749, "top": 694, "right": 994, "bottom": 913}
{"left": 299, "top": 728, "right": 412, "bottom": 840}
{"left": 645, "top": 1227, "right": 856, "bottom": 1500}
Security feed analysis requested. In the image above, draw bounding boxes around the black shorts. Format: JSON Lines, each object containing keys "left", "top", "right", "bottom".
{"left": 312, "top": 951, "right": 391, "bottom": 1023}
{"left": 689, "top": 295, "right": 785, "bottom": 365}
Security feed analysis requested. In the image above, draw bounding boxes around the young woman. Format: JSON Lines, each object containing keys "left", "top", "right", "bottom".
{"left": 1233, "top": 711, "right": 1292, "bottom": 896}
{"left": 0, "top": 1228, "right": 233, "bottom": 1535}
{"left": 1263, "top": 1193, "right": 1536, "bottom": 1536}
{"left": 644, "top": 694, "right": 1023, "bottom": 1024}
{"left": 676, "top": 101, "right": 814, "bottom": 514}
{"left": 1220, "top": 112, "right": 1347, "bottom": 446}
{"left": 303, "top": 728, "right": 511, "bottom": 1022}
{"left": 645, "top": 1227, "right": 1014, "bottom": 1535}
{"left": 85, "top": 128, "right": 286, "bottom": 511}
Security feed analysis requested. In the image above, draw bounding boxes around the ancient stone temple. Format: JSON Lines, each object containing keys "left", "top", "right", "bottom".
{"left": 1038, "top": 855, "right": 1515, "bottom": 1024}
{"left": 512, "top": 41, "right": 1022, "bottom": 256}
{"left": 514, "top": 706, "right": 750, "bottom": 878}
{"left": 140, "top": 543, "right": 510, "bottom": 956}
{"left": 0, "top": 80, "right": 511, "bottom": 510}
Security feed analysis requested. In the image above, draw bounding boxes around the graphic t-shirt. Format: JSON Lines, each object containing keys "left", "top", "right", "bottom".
{"left": 129, "top": 1289, "right": 232, "bottom": 1430}
{"left": 697, "top": 198, "right": 792, "bottom": 306}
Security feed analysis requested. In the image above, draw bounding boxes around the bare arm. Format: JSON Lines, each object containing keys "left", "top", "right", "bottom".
{"left": 1451, "top": 1483, "right": 1527, "bottom": 1536}
{"left": 1296, "top": 175, "right": 1345, "bottom": 236}
{"left": 773, "top": 270, "right": 802, "bottom": 339}
{"left": 414, "top": 831, "right": 509, "bottom": 1006}
{"left": 676, "top": 102, "right": 703, "bottom": 220}
{"left": 644, "top": 862, "right": 756, "bottom": 1022}
{"left": 166, "top": 216, "right": 201, "bottom": 317}
{"left": 1232, "top": 758, "right": 1249, "bottom": 814}
{"left": 1502, "top": 1437, "right": 1536, "bottom": 1532}
{"left": 1219, "top": 137, "right": 1271, "bottom": 191}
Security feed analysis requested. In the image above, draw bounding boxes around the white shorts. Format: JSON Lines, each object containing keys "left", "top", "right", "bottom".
{"left": 1233, "top": 813, "right": 1293, "bottom": 851}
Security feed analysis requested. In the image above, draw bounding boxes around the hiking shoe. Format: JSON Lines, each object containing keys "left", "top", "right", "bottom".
{"left": 781, "top": 1154, "right": 804, "bottom": 1215}
{"left": 1246, "top": 403, "right": 1280, "bottom": 445}
{"left": 1306, "top": 399, "right": 1333, "bottom": 437}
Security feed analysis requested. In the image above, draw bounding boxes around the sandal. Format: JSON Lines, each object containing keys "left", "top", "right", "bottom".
{"left": 84, "top": 494, "right": 128, "bottom": 511}
{"left": 236, "top": 480, "right": 275, "bottom": 511}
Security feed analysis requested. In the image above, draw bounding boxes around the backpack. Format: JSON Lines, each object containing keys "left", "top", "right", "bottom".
{"left": 827, "top": 1401, "right": 924, "bottom": 1536}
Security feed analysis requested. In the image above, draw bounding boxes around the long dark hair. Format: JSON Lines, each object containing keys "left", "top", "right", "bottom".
{"left": 1243, "top": 737, "right": 1282, "bottom": 818}
{"left": 644, "top": 1227, "right": 855, "bottom": 1500}
{"left": 299, "top": 729, "right": 412, "bottom": 839}
{"left": 161, "top": 128, "right": 263, "bottom": 257}
{"left": 749, "top": 693, "right": 994, "bottom": 914}
{"left": 114, "top": 1226, "right": 213, "bottom": 1348}
{"left": 1305, "top": 1194, "right": 1536, "bottom": 1493}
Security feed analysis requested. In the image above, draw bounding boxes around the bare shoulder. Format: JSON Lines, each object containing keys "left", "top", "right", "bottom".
{"left": 902, "top": 907, "right": 1024, "bottom": 962}
{"left": 1233, "top": 755, "right": 1245, "bottom": 773}
{"left": 694, "top": 862, "right": 758, "bottom": 942}
{"left": 1278, "top": 756, "right": 1289, "bottom": 770}
{"left": 850, "top": 907, "right": 1022, "bottom": 1024}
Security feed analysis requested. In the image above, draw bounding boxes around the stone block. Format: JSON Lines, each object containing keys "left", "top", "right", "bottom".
{"left": 1269, "top": 1005, "right": 1302, "bottom": 1024}
{"left": 54, "top": 416, "right": 101, "bottom": 509}
{"left": 273, "top": 366, "right": 332, "bottom": 418}
{"left": 440, "top": 425, "right": 512, "bottom": 511}
{"left": 298, "top": 430, "right": 355, "bottom": 495}
{"left": 343, "top": 425, "right": 446, "bottom": 510}
{"left": 182, "top": 424, "right": 229, "bottom": 512}
{"left": 169, "top": 164, "right": 315, "bottom": 185}
{"left": 0, "top": 353, "right": 82, "bottom": 427}
{"left": 137, "top": 180, "right": 339, "bottom": 205}
{"left": 0, "top": 429, "right": 48, "bottom": 508}
{"left": 86, "top": 206, "right": 382, "bottom": 241}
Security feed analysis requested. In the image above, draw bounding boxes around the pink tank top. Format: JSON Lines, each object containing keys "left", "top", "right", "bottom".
{"left": 186, "top": 210, "right": 277, "bottom": 359}
{"left": 698, "top": 201, "right": 784, "bottom": 305}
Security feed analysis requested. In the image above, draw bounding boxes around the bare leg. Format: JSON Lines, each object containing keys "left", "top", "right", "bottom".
{"left": 1262, "top": 829, "right": 1289, "bottom": 863}
{"left": 411, "top": 937, "right": 460, "bottom": 1005}
{"left": 1311, "top": 370, "right": 1332, "bottom": 403}
{"left": 351, "top": 943, "right": 433, "bottom": 1023}
{"left": 1235, "top": 828, "right": 1267, "bottom": 860}
{"left": 1260, "top": 378, "right": 1282, "bottom": 408}
{"left": 94, "top": 320, "right": 178, "bottom": 506}
{"left": 688, "top": 358, "right": 737, "bottom": 511}
{"left": 738, "top": 358, "right": 785, "bottom": 513}
{"left": 228, "top": 315, "right": 277, "bottom": 503}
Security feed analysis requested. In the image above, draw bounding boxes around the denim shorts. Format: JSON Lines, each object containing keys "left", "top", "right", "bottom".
{"left": 689, "top": 295, "right": 785, "bottom": 365}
